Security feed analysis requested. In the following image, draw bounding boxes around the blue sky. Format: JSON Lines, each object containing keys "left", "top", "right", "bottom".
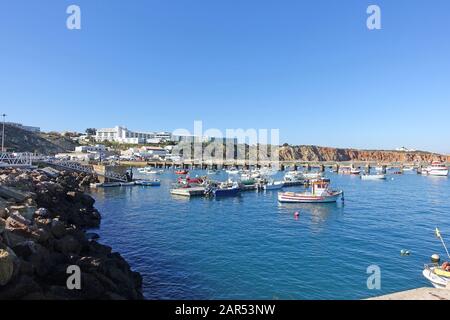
{"left": 1, "top": 0, "right": 449, "bottom": 153}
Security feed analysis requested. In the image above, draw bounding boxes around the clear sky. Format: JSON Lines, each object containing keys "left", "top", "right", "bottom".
{"left": 1, "top": 0, "right": 449, "bottom": 153}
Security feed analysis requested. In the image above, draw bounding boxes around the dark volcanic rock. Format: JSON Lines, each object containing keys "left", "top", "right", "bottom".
{"left": 0, "top": 169, "right": 143, "bottom": 300}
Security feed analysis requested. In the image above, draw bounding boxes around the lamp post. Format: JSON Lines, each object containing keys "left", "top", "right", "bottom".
{"left": 1, "top": 114, "right": 6, "bottom": 152}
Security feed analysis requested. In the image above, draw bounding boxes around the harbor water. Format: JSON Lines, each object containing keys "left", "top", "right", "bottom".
{"left": 91, "top": 170, "right": 450, "bottom": 299}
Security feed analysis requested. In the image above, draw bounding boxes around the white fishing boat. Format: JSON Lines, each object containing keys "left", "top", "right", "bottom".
{"left": 303, "top": 172, "right": 324, "bottom": 179}
{"left": 423, "top": 228, "right": 450, "bottom": 288}
{"left": 423, "top": 264, "right": 450, "bottom": 288}
{"left": 120, "top": 181, "right": 136, "bottom": 186}
{"left": 207, "top": 169, "right": 217, "bottom": 175}
{"left": 284, "top": 171, "right": 304, "bottom": 182}
{"left": 135, "top": 179, "right": 161, "bottom": 186}
{"left": 278, "top": 179, "right": 343, "bottom": 203}
{"left": 226, "top": 168, "right": 240, "bottom": 175}
{"left": 422, "top": 161, "right": 448, "bottom": 176}
{"left": 375, "top": 166, "right": 383, "bottom": 172}
{"left": 360, "top": 174, "right": 386, "bottom": 180}
{"left": 263, "top": 180, "right": 284, "bottom": 190}
{"left": 350, "top": 168, "right": 361, "bottom": 175}
{"left": 402, "top": 166, "right": 415, "bottom": 172}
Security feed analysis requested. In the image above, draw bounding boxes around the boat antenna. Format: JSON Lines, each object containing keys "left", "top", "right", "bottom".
{"left": 435, "top": 227, "right": 450, "bottom": 259}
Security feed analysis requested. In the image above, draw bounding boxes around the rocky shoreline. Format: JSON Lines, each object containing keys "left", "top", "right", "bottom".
{"left": 0, "top": 168, "right": 143, "bottom": 299}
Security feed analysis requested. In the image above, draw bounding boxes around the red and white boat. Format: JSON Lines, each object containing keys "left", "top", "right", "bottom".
{"left": 422, "top": 161, "right": 448, "bottom": 177}
{"left": 278, "top": 179, "right": 343, "bottom": 203}
{"left": 175, "top": 169, "right": 189, "bottom": 175}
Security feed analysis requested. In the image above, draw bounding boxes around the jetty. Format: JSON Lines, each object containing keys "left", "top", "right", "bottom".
{"left": 369, "top": 287, "right": 450, "bottom": 300}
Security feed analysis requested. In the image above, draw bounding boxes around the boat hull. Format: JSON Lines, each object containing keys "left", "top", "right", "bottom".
{"left": 427, "top": 170, "right": 449, "bottom": 176}
{"left": 423, "top": 268, "right": 449, "bottom": 289}
{"left": 263, "top": 183, "right": 284, "bottom": 190}
{"left": 213, "top": 188, "right": 240, "bottom": 197}
{"left": 361, "top": 174, "right": 386, "bottom": 180}
{"left": 278, "top": 191, "right": 342, "bottom": 203}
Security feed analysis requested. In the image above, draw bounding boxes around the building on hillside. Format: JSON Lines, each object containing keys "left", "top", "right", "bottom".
{"left": 396, "top": 147, "right": 416, "bottom": 152}
{"left": 75, "top": 145, "right": 107, "bottom": 153}
{"left": 120, "top": 146, "right": 167, "bottom": 160}
{"left": 95, "top": 126, "right": 172, "bottom": 144}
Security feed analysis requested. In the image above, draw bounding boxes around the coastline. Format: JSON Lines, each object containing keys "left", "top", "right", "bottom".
{"left": 0, "top": 168, "right": 143, "bottom": 299}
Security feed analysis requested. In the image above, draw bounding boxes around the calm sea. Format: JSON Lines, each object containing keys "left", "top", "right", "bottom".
{"left": 91, "top": 170, "right": 450, "bottom": 299}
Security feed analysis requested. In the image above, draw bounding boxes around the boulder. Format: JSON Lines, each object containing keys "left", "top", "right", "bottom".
{"left": 8, "top": 210, "right": 32, "bottom": 226}
{"left": 0, "top": 186, "right": 33, "bottom": 202}
{"left": 9, "top": 205, "right": 36, "bottom": 221}
{"left": 50, "top": 219, "right": 66, "bottom": 239}
{"left": 0, "top": 249, "right": 14, "bottom": 286}
{"left": 34, "top": 208, "right": 49, "bottom": 218}
{"left": 54, "top": 235, "right": 81, "bottom": 255}
{"left": 0, "top": 218, "right": 5, "bottom": 234}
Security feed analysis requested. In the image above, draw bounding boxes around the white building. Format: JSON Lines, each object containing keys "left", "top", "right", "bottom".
{"left": 75, "top": 144, "right": 107, "bottom": 153}
{"left": 95, "top": 126, "right": 172, "bottom": 144}
{"left": 121, "top": 146, "right": 167, "bottom": 159}
{"left": 396, "top": 147, "right": 416, "bottom": 152}
{"left": 6, "top": 122, "right": 40, "bottom": 133}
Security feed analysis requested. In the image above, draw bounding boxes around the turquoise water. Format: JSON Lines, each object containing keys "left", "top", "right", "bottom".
{"left": 91, "top": 170, "right": 450, "bottom": 299}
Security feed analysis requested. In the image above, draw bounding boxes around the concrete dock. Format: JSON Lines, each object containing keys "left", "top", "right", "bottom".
{"left": 369, "top": 287, "right": 450, "bottom": 300}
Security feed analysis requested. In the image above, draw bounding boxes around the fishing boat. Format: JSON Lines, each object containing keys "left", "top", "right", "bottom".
{"left": 350, "top": 168, "right": 361, "bottom": 175}
{"left": 226, "top": 168, "right": 240, "bottom": 175}
{"left": 136, "top": 179, "right": 161, "bottom": 186}
{"left": 120, "top": 181, "right": 136, "bottom": 186}
{"left": 423, "top": 228, "right": 450, "bottom": 288}
{"left": 402, "top": 166, "right": 415, "bottom": 172}
{"left": 423, "top": 263, "right": 450, "bottom": 288}
{"left": 284, "top": 171, "right": 304, "bottom": 182}
{"left": 207, "top": 169, "right": 217, "bottom": 175}
{"left": 278, "top": 178, "right": 343, "bottom": 203}
{"left": 303, "top": 172, "right": 324, "bottom": 179}
{"left": 360, "top": 174, "right": 386, "bottom": 180}
{"left": 263, "top": 180, "right": 284, "bottom": 190}
{"left": 175, "top": 169, "right": 189, "bottom": 175}
{"left": 210, "top": 181, "right": 240, "bottom": 197}
{"left": 422, "top": 161, "right": 449, "bottom": 176}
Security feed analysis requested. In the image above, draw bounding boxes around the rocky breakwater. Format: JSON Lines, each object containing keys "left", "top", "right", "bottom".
{"left": 0, "top": 168, "right": 143, "bottom": 299}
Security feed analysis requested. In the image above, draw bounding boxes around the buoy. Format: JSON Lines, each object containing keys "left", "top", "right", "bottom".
{"left": 294, "top": 211, "right": 299, "bottom": 219}
{"left": 431, "top": 254, "right": 440, "bottom": 263}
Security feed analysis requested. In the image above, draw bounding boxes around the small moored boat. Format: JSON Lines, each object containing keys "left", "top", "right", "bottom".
{"left": 278, "top": 179, "right": 343, "bottom": 203}
{"left": 423, "top": 161, "right": 449, "bottom": 177}
{"left": 209, "top": 181, "right": 240, "bottom": 197}
{"left": 175, "top": 170, "right": 189, "bottom": 175}
{"left": 136, "top": 179, "right": 161, "bottom": 186}
{"left": 263, "top": 180, "right": 284, "bottom": 190}
{"left": 360, "top": 174, "right": 386, "bottom": 180}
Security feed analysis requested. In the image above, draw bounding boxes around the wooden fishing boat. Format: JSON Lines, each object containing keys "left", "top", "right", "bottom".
{"left": 135, "top": 179, "right": 161, "bottom": 186}
{"left": 278, "top": 179, "right": 343, "bottom": 203}
{"left": 360, "top": 174, "right": 386, "bottom": 180}
{"left": 263, "top": 181, "right": 284, "bottom": 190}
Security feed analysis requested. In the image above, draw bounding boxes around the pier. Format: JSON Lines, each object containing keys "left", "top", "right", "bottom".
{"left": 369, "top": 287, "right": 450, "bottom": 300}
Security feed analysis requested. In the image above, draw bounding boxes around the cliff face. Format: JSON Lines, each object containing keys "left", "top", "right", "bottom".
{"left": 278, "top": 145, "right": 449, "bottom": 163}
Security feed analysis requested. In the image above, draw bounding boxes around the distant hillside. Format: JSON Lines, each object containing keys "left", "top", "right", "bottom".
{"left": 279, "top": 145, "right": 449, "bottom": 163}
{"left": 2, "top": 124, "right": 78, "bottom": 154}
